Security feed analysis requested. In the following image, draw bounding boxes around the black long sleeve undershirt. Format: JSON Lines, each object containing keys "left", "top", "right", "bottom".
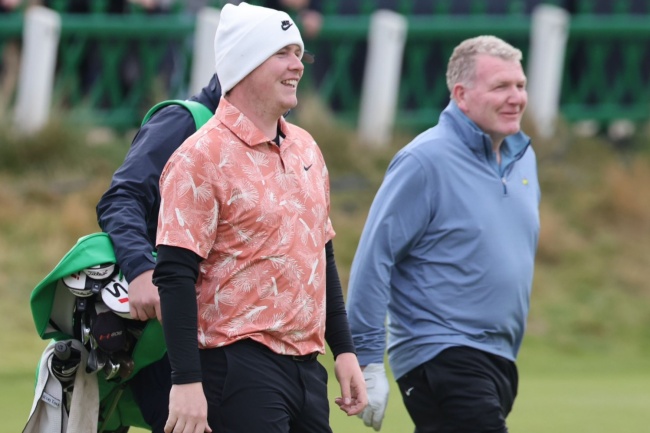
{"left": 324, "top": 240, "right": 356, "bottom": 358}
{"left": 153, "top": 245, "right": 203, "bottom": 384}
{"left": 153, "top": 240, "right": 355, "bottom": 384}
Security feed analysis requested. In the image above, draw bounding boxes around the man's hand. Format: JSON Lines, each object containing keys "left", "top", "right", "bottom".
{"left": 165, "top": 382, "right": 211, "bottom": 433}
{"left": 128, "top": 270, "right": 161, "bottom": 321}
{"left": 333, "top": 352, "right": 368, "bottom": 416}
{"left": 358, "top": 363, "right": 390, "bottom": 431}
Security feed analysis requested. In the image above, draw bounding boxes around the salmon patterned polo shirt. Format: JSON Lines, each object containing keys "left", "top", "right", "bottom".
{"left": 157, "top": 98, "right": 335, "bottom": 357}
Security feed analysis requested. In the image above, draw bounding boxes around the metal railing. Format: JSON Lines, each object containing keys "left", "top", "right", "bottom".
{"left": 1, "top": 7, "right": 649, "bottom": 132}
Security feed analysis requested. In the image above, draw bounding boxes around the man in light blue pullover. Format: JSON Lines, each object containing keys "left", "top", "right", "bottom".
{"left": 347, "top": 35, "right": 541, "bottom": 433}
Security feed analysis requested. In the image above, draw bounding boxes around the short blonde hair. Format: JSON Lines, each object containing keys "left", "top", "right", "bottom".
{"left": 446, "top": 35, "right": 522, "bottom": 93}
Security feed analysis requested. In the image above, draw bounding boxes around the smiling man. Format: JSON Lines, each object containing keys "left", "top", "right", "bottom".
{"left": 347, "top": 35, "right": 541, "bottom": 433}
{"left": 152, "top": 3, "right": 367, "bottom": 433}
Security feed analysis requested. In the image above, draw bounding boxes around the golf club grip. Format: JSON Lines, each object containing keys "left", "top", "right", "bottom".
{"left": 54, "top": 341, "right": 71, "bottom": 361}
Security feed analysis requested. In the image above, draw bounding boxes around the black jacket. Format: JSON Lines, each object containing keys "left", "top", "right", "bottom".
{"left": 97, "top": 75, "right": 222, "bottom": 283}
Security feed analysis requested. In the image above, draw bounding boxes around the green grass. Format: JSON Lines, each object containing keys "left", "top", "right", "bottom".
{"left": 8, "top": 342, "right": 650, "bottom": 433}
{"left": 510, "top": 375, "right": 650, "bottom": 433}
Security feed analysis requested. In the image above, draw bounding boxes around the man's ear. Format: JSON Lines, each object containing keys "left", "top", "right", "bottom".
{"left": 452, "top": 83, "right": 467, "bottom": 111}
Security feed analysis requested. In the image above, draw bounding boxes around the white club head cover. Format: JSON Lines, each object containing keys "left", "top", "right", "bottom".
{"left": 83, "top": 263, "right": 115, "bottom": 280}
{"left": 101, "top": 273, "right": 130, "bottom": 319}
{"left": 62, "top": 272, "right": 94, "bottom": 298}
{"left": 358, "top": 363, "right": 390, "bottom": 431}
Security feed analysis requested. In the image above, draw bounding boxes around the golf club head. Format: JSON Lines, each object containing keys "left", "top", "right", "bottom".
{"left": 86, "top": 336, "right": 107, "bottom": 374}
{"left": 112, "top": 351, "right": 135, "bottom": 380}
{"left": 86, "top": 347, "right": 99, "bottom": 374}
{"left": 89, "top": 334, "right": 98, "bottom": 351}
{"left": 81, "top": 317, "right": 91, "bottom": 346}
{"left": 96, "top": 349, "right": 107, "bottom": 371}
{"left": 103, "top": 358, "right": 121, "bottom": 381}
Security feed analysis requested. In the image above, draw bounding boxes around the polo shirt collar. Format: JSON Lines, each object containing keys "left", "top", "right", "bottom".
{"left": 215, "top": 97, "right": 290, "bottom": 147}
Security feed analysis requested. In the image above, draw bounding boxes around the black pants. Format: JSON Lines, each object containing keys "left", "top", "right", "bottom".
{"left": 200, "top": 339, "right": 332, "bottom": 433}
{"left": 396, "top": 346, "right": 518, "bottom": 433}
{"left": 129, "top": 354, "right": 172, "bottom": 433}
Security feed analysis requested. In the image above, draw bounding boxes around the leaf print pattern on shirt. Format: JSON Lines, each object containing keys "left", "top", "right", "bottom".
{"left": 307, "top": 258, "right": 319, "bottom": 286}
{"left": 293, "top": 290, "right": 315, "bottom": 326}
{"left": 298, "top": 218, "right": 318, "bottom": 247}
{"left": 227, "top": 178, "right": 259, "bottom": 209}
{"left": 263, "top": 254, "right": 304, "bottom": 288}
{"left": 224, "top": 305, "right": 268, "bottom": 338}
{"left": 274, "top": 165, "right": 298, "bottom": 191}
{"left": 266, "top": 312, "right": 287, "bottom": 333}
{"left": 210, "top": 249, "right": 243, "bottom": 279}
{"left": 277, "top": 215, "right": 296, "bottom": 247}
{"left": 200, "top": 199, "right": 219, "bottom": 239}
{"left": 231, "top": 264, "right": 270, "bottom": 295}
{"left": 256, "top": 190, "right": 281, "bottom": 226}
{"left": 178, "top": 170, "right": 212, "bottom": 203}
{"left": 244, "top": 151, "right": 271, "bottom": 186}
{"left": 201, "top": 285, "right": 238, "bottom": 324}
{"left": 194, "top": 132, "right": 212, "bottom": 152}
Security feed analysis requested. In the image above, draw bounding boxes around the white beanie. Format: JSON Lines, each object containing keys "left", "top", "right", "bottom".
{"left": 214, "top": 2, "right": 306, "bottom": 93}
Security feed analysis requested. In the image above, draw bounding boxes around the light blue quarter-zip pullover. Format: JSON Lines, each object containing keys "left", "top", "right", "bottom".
{"left": 347, "top": 101, "right": 541, "bottom": 379}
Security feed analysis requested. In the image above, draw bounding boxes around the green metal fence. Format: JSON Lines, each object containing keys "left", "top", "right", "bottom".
{"left": 562, "top": 15, "right": 650, "bottom": 122}
{"left": 20, "top": 0, "right": 650, "bottom": 15}
{"left": 1, "top": 6, "right": 649, "bottom": 132}
{"left": 51, "top": 13, "right": 195, "bottom": 127}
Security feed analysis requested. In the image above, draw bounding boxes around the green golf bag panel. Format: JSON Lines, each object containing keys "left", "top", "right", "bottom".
{"left": 29, "top": 99, "right": 213, "bottom": 431}
{"left": 31, "top": 232, "right": 114, "bottom": 341}
{"left": 30, "top": 232, "right": 166, "bottom": 430}
{"left": 30, "top": 232, "right": 165, "bottom": 377}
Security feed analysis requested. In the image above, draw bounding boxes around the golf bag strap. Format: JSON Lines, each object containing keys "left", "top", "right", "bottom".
{"left": 140, "top": 100, "right": 213, "bottom": 130}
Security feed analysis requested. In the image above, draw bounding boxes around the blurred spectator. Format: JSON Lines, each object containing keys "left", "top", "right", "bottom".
{"left": 42, "top": 0, "right": 127, "bottom": 13}
{"left": 0, "top": 0, "right": 23, "bottom": 114}
{"left": 126, "top": 0, "right": 183, "bottom": 99}
{"left": 228, "top": 0, "right": 323, "bottom": 39}
{"left": 271, "top": 0, "right": 323, "bottom": 39}
{"left": 195, "top": 1, "right": 323, "bottom": 38}
{"left": 1, "top": 0, "right": 22, "bottom": 11}
{"left": 128, "top": 0, "right": 174, "bottom": 13}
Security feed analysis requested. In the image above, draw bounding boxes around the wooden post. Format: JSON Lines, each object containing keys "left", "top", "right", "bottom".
{"left": 526, "top": 4, "right": 570, "bottom": 139}
{"left": 190, "top": 7, "right": 221, "bottom": 97}
{"left": 358, "top": 10, "right": 408, "bottom": 148}
{"left": 13, "top": 6, "right": 61, "bottom": 133}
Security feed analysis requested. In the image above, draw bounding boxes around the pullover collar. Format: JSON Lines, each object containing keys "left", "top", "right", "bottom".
{"left": 439, "top": 100, "right": 531, "bottom": 172}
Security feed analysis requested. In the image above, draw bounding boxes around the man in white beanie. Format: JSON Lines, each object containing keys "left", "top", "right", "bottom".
{"left": 153, "top": 3, "right": 368, "bottom": 433}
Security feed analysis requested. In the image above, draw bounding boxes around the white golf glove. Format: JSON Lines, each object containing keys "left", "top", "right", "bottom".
{"left": 358, "top": 363, "right": 390, "bottom": 431}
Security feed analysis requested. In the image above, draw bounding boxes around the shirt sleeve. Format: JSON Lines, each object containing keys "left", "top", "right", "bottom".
{"left": 346, "top": 151, "right": 433, "bottom": 366}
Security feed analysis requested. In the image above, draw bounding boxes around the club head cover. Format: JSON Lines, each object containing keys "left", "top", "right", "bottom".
{"left": 83, "top": 263, "right": 116, "bottom": 280}
{"left": 101, "top": 273, "right": 131, "bottom": 319}
{"left": 62, "top": 271, "right": 97, "bottom": 298}
{"left": 91, "top": 301, "right": 128, "bottom": 354}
